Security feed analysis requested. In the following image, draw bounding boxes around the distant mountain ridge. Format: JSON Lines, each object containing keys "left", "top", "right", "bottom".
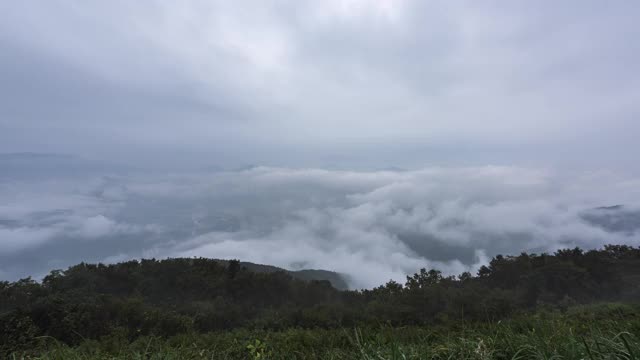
{"left": 213, "top": 259, "right": 349, "bottom": 290}
{"left": 582, "top": 204, "right": 640, "bottom": 235}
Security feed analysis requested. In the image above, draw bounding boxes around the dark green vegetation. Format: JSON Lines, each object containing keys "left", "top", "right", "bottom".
{"left": 212, "top": 260, "right": 349, "bottom": 290}
{"left": 2, "top": 244, "right": 640, "bottom": 359}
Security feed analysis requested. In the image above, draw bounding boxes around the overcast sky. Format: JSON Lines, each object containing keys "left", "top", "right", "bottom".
{"left": 1, "top": 1, "right": 639, "bottom": 170}
{"left": 2, "top": 2, "right": 640, "bottom": 286}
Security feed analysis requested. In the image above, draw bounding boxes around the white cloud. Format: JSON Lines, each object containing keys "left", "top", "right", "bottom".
{"left": 122, "top": 166, "right": 640, "bottom": 288}
{"left": 1, "top": 166, "right": 640, "bottom": 286}
{"left": 0, "top": 226, "right": 58, "bottom": 255}
{"left": 76, "top": 215, "right": 117, "bottom": 238}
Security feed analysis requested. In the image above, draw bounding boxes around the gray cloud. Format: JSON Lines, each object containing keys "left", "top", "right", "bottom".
{"left": 1, "top": 166, "right": 639, "bottom": 288}
{"left": 0, "top": 1, "right": 639, "bottom": 170}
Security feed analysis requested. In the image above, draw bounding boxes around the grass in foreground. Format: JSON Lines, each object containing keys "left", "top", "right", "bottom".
{"left": 8, "top": 304, "right": 640, "bottom": 359}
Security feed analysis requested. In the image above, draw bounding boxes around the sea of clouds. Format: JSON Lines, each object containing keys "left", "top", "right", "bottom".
{"left": 1, "top": 165, "right": 640, "bottom": 289}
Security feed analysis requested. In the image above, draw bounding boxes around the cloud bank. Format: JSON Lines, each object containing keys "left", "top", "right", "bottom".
{"left": 1, "top": 166, "right": 639, "bottom": 288}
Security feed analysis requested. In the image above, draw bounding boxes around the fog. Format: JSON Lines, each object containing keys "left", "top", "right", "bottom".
{"left": 2, "top": 158, "right": 639, "bottom": 288}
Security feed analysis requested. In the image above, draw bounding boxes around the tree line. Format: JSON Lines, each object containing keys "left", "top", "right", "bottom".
{"left": 2, "top": 244, "right": 640, "bottom": 353}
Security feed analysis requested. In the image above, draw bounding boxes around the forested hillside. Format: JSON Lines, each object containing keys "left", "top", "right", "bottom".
{"left": 3, "top": 244, "right": 640, "bottom": 358}
{"left": 212, "top": 259, "right": 349, "bottom": 290}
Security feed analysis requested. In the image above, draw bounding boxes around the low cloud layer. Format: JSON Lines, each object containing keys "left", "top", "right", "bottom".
{"left": 1, "top": 164, "right": 640, "bottom": 288}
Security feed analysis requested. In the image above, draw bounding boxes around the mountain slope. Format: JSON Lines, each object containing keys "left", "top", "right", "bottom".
{"left": 213, "top": 259, "right": 349, "bottom": 290}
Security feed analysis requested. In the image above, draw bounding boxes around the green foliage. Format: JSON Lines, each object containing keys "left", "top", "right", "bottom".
{"left": 3, "top": 245, "right": 640, "bottom": 358}
{"left": 6, "top": 309, "right": 640, "bottom": 359}
{"left": 247, "top": 339, "right": 271, "bottom": 359}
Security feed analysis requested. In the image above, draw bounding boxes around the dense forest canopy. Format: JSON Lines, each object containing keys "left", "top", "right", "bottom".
{"left": 2, "top": 244, "right": 640, "bottom": 355}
